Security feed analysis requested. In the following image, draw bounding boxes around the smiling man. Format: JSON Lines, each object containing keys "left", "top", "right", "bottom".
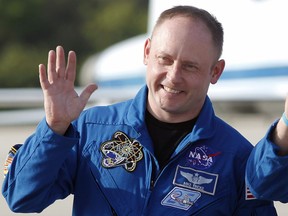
{"left": 144, "top": 13, "right": 224, "bottom": 123}
{"left": 2, "top": 5, "right": 278, "bottom": 215}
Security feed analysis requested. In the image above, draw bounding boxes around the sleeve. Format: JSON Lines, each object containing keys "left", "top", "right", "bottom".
{"left": 246, "top": 120, "right": 288, "bottom": 203}
{"left": 234, "top": 147, "right": 278, "bottom": 216}
{"left": 234, "top": 184, "right": 277, "bottom": 215}
{"left": 235, "top": 204, "right": 277, "bottom": 216}
{"left": 1, "top": 118, "right": 79, "bottom": 213}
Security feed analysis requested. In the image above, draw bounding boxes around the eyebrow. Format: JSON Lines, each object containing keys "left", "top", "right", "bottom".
{"left": 156, "top": 51, "right": 200, "bottom": 66}
{"left": 182, "top": 60, "right": 199, "bottom": 66}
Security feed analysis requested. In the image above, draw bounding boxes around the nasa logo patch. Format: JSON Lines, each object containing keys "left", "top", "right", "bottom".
{"left": 185, "top": 145, "right": 220, "bottom": 170}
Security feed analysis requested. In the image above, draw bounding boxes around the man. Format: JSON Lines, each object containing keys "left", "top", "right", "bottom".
{"left": 2, "top": 5, "right": 277, "bottom": 215}
{"left": 246, "top": 98, "right": 288, "bottom": 203}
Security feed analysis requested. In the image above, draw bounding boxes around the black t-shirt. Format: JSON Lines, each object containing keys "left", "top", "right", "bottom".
{"left": 145, "top": 110, "right": 197, "bottom": 169}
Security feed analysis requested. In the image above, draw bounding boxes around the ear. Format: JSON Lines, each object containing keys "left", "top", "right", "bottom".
{"left": 211, "top": 59, "right": 225, "bottom": 84}
{"left": 143, "top": 38, "right": 151, "bottom": 65}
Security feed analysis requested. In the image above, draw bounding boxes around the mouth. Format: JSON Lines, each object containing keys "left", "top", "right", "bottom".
{"left": 162, "top": 85, "right": 182, "bottom": 94}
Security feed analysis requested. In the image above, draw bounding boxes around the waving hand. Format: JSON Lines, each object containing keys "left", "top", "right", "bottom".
{"left": 39, "top": 46, "right": 97, "bottom": 135}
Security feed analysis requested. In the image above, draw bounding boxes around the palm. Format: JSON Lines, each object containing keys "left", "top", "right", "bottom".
{"left": 43, "top": 74, "right": 83, "bottom": 124}
{"left": 39, "top": 46, "right": 97, "bottom": 134}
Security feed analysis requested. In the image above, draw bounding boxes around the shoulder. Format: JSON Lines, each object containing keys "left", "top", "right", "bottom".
{"left": 214, "top": 116, "right": 253, "bottom": 156}
{"left": 78, "top": 99, "right": 133, "bottom": 124}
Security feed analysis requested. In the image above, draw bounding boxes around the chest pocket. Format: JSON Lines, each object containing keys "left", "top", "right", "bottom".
{"left": 82, "top": 134, "right": 152, "bottom": 215}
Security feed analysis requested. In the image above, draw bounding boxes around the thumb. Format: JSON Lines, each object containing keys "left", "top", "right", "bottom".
{"left": 79, "top": 83, "right": 98, "bottom": 104}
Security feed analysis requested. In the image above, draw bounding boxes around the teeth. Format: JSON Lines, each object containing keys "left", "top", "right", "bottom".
{"left": 163, "top": 86, "right": 181, "bottom": 94}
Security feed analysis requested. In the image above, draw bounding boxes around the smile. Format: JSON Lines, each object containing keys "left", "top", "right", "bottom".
{"left": 163, "top": 86, "right": 181, "bottom": 94}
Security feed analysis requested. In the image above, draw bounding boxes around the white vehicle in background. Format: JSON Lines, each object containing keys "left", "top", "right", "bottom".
{"left": 80, "top": 0, "right": 288, "bottom": 102}
{"left": 1, "top": 0, "right": 288, "bottom": 125}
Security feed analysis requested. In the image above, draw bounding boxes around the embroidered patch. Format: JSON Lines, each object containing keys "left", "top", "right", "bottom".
{"left": 185, "top": 145, "right": 220, "bottom": 170}
{"left": 161, "top": 187, "right": 201, "bottom": 210}
{"left": 245, "top": 186, "right": 256, "bottom": 200}
{"left": 4, "top": 144, "right": 22, "bottom": 178}
{"left": 173, "top": 165, "right": 218, "bottom": 195}
{"left": 100, "top": 131, "right": 143, "bottom": 172}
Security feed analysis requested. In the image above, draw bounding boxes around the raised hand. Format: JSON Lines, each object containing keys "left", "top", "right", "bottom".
{"left": 39, "top": 46, "right": 97, "bottom": 135}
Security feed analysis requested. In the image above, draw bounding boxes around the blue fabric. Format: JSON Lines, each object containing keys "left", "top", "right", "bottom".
{"left": 2, "top": 86, "right": 276, "bottom": 215}
{"left": 246, "top": 120, "right": 288, "bottom": 203}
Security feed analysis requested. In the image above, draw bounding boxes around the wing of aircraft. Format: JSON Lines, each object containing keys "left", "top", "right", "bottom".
{"left": 0, "top": 87, "right": 139, "bottom": 125}
{"left": 80, "top": 0, "right": 288, "bottom": 102}
{"left": 2, "top": 0, "right": 288, "bottom": 125}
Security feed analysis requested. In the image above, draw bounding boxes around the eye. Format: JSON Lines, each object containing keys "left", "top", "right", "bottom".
{"left": 157, "top": 55, "right": 173, "bottom": 65}
{"left": 182, "top": 63, "right": 198, "bottom": 72}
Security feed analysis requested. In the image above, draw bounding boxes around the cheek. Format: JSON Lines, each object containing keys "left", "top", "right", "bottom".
{"left": 146, "top": 68, "right": 158, "bottom": 91}
{"left": 146, "top": 65, "right": 163, "bottom": 82}
{"left": 145, "top": 66, "right": 154, "bottom": 83}
{"left": 186, "top": 75, "right": 211, "bottom": 92}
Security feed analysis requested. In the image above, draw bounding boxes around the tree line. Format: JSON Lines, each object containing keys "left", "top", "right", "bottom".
{"left": 0, "top": 0, "right": 148, "bottom": 87}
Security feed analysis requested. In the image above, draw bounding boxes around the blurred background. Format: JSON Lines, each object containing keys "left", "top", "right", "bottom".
{"left": 0, "top": 0, "right": 148, "bottom": 88}
{"left": 0, "top": 0, "right": 287, "bottom": 215}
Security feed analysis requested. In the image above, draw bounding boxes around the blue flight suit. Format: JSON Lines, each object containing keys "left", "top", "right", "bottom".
{"left": 246, "top": 120, "right": 288, "bottom": 203}
{"left": 2, "top": 86, "right": 277, "bottom": 215}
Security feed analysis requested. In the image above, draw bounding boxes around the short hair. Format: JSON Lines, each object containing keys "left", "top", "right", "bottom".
{"left": 152, "top": 5, "right": 224, "bottom": 59}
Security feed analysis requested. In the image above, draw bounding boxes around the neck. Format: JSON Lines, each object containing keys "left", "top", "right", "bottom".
{"left": 146, "top": 104, "right": 201, "bottom": 123}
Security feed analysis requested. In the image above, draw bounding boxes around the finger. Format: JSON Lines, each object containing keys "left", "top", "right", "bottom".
{"left": 79, "top": 84, "right": 98, "bottom": 104}
{"left": 39, "top": 64, "right": 49, "bottom": 90}
{"left": 47, "top": 50, "right": 56, "bottom": 83}
{"left": 66, "top": 51, "right": 77, "bottom": 82}
{"left": 56, "top": 46, "right": 66, "bottom": 78}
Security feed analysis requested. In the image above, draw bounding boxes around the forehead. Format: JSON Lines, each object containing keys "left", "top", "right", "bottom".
{"left": 151, "top": 16, "right": 216, "bottom": 60}
{"left": 153, "top": 16, "right": 211, "bottom": 40}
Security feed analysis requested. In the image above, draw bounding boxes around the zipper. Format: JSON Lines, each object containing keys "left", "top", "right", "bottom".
{"left": 150, "top": 141, "right": 193, "bottom": 190}
{"left": 111, "top": 207, "right": 117, "bottom": 216}
{"left": 90, "top": 169, "right": 118, "bottom": 215}
{"left": 144, "top": 141, "right": 194, "bottom": 215}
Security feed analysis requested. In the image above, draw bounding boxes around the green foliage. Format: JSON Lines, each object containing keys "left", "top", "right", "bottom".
{"left": 81, "top": 0, "right": 148, "bottom": 51}
{"left": 0, "top": 0, "right": 148, "bottom": 87}
{"left": 0, "top": 44, "right": 46, "bottom": 87}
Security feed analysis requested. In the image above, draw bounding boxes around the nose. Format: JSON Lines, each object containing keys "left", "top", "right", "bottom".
{"left": 166, "top": 62, "right": 182, "bottom": 83}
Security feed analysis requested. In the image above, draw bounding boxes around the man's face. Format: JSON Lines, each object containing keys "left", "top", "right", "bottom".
{"left": 144, "top": 16, "right": 224, "bottom": 122}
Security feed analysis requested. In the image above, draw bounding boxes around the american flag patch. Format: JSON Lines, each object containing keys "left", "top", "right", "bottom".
{"left": 3, "top": 144, "right": 22, "bottom": 178}
{"left": 246, "top": 185, "right": 256, "bottom": 200}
